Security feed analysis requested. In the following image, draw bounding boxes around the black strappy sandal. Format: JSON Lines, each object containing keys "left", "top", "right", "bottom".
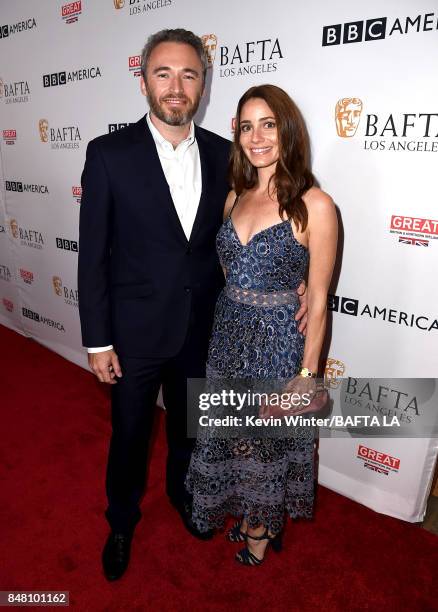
{"left": 235, "top": 529, "right": 282, "bottom": 566}
{"left": 227, "top": 520, "right": 247, "bottom": 543}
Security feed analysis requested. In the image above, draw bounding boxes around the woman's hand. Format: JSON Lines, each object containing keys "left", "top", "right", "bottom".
{"left": 259, "top": 375, "right": 329, "bottom": 418}
{"left": 259, "top": 375, "right": 317, "bottom": 418}
{"left": 295, "top": 280, "right": 308, "bottom": 335}
{"left": 282, "top": 375, "right": 317, "bottom": 414}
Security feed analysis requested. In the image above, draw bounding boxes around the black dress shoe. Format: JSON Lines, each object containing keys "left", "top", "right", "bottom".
{"left": 171, "top": 501, "right": 214, "bottom": 541}
{"left": 102, "top": 531, "right": 133, "bottom": 581}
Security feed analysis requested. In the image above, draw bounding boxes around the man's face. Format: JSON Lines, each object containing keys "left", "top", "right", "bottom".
{"left": 141, "top": 42, "right": 204, "bottom": 127}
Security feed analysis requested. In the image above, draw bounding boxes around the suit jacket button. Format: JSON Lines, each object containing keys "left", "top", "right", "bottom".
{"left": 184, "top": 286, "right": 191, "bottom": 293}
{"left": 186, "top": 247, "right": 192, "bottom": 255}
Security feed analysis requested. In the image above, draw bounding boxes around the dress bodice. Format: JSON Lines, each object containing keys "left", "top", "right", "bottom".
{"left": 216, "top": 216, "right": 308, "bottom": 292}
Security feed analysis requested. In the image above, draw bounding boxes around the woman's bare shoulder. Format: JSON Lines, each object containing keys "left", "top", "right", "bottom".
{"left": 302, "top": 187, "right": 337, "bottom": 239}
{"left": 302, "top": 186, "right": 334, "bottom": 214}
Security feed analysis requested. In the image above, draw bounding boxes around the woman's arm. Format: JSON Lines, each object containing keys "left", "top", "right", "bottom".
{"left": 221, "top": 190, "right": 238, "bottom": 278}
{"left": 300, "top": 187, "right": 338, "bottom": 374}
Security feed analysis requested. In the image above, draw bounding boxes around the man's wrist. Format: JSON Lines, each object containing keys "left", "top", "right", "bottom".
{"left": 87, "top": 345, "right": 113, "bottom": 353}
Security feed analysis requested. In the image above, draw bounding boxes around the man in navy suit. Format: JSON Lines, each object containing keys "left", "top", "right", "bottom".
{"left": 79, "top": 29, "right": 230, "bottom": 581}
{"left": 79, "top": 29, "right": 307, "bottom": 581}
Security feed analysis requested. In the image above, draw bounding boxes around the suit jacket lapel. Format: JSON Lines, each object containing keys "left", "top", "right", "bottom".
{"left": 189, "top": 125, "right": 215, "bottom": 243}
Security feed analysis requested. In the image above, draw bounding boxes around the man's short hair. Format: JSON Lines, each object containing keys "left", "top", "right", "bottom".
{"left": 141, "top": 28, "right": 208, "bottom": 83}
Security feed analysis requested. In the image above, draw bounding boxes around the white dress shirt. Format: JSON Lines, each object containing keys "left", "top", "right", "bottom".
{"left": 87, "top": 113, "right": 202, "bottom": 353}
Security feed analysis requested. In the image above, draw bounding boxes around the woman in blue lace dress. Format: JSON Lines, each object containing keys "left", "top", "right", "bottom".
{"left": 186, "top": 84, "right": 338, "bottom": 566}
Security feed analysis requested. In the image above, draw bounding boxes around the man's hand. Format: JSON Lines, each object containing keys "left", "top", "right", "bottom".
{"left": 295, "top": 280, "right": 308, "bottom": 335}
{"left": 88, "top": 349, "right": 122, "bottom": 384}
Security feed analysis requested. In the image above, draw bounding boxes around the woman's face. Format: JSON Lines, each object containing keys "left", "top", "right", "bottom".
{"left": 239, "top": 97, "right": 279, "bottom": 170}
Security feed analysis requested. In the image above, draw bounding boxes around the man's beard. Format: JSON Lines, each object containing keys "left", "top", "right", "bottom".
{"left": 147, "top": 89, "right": 202, "bottom": 127}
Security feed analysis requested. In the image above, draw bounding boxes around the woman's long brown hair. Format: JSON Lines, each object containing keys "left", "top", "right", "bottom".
{"left": 230, "top": 84, "right": 314, "bottom": 231}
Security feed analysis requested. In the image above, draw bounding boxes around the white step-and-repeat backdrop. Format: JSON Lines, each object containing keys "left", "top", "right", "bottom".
{"left": 1, "top": 0, "right": 437, "bottom": 521}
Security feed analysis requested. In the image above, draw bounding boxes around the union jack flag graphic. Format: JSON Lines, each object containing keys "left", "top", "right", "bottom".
{"left": 399, "top": 236, "right": 429, "bottom": 247}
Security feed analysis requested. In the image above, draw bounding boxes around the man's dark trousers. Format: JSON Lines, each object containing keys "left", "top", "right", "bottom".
{"left": 106, "top": 308, "right": 208, "bottom": 534}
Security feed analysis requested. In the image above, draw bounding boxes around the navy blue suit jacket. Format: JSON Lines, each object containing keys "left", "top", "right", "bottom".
{"left": 78, "top": 115, "right": 231, "bottom": 357}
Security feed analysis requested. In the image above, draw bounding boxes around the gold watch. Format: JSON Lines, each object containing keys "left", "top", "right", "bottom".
{"left": 298, "top": 367, "right": 317, "bottom": 378}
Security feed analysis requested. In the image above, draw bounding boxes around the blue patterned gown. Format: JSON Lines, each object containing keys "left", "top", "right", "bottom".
{"left": 186, "top": 205, "right": 315, "bottom": 535}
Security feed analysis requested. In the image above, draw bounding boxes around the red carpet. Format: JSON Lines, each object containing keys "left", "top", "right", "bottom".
{"left": 1, "top": 324, "right": 437, "bottom": 611}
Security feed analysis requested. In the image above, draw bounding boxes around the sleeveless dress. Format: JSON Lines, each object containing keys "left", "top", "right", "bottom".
{"left": 185, "top": 199, "right": 315, "bottom": 535}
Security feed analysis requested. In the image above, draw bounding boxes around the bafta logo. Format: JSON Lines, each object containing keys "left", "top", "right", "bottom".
{"left": 52, "top": 276, "right": 63, "bottom": 297}
{"left": 201, "top": 34, "right": 217, "bottom": 67}
{"left": 39, "top": 118, "right": 49, "bottom": 143}
{"left": 9, "top": 218, "right": 19, "bottom": 239}
{"left": 324, "top": 358, "right": 345, "bottom": 389}
{"left": 114, "top": 0, "right": 125, "bottom": 8}
{"left": 335, "top": 97, "right": 363, "bottom": 137}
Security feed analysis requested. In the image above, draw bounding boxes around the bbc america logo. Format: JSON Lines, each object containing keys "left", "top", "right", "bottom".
{"left": 108, "top": 123, "right": 135, "bottom": 133}
{"left": 322, "top": 12, "right": 438, "bottom": 46}
{"left": 22, "top": 307, "right": 65, "bottom": 332}
{"left": 43, "top": 67, "right": 101, "bottom": 87}
{"left": 328, "top": 294, "right": 358, "bottom": 316}
{"left": 328, "top": 294, "right": 438, "bottom": 332}
{"left": 22, "top": 307, "right": 40, "bottom": 321}
{"left": 5, "top": 180, "right": 49, "bottom": 194}
{"left": 56, "top": 237, "right": 78, "bottom": 252}
{"left": 0, "top": 18, "right": 37, "bottom": 39}
{"left": 322, "top": 18, "right": 387, "bottom": 46}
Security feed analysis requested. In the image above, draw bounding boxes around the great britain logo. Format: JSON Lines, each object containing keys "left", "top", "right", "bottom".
{"left": 61, "top": 1, "right": 82, "bottom": 24}
{"left": 128, "top": 56, "right": 141, "bottom": 77}
{"left": 389, "top": 215, "right": 438, "bottom": 248}
{"left": 72, "top": 186, "right": 82, "bottom": 204}
{"left": 2, "top": 298, "right": 14, "bottom": 312}
{"left": 3, "top": 129, "right": 17, "bottom": 145}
